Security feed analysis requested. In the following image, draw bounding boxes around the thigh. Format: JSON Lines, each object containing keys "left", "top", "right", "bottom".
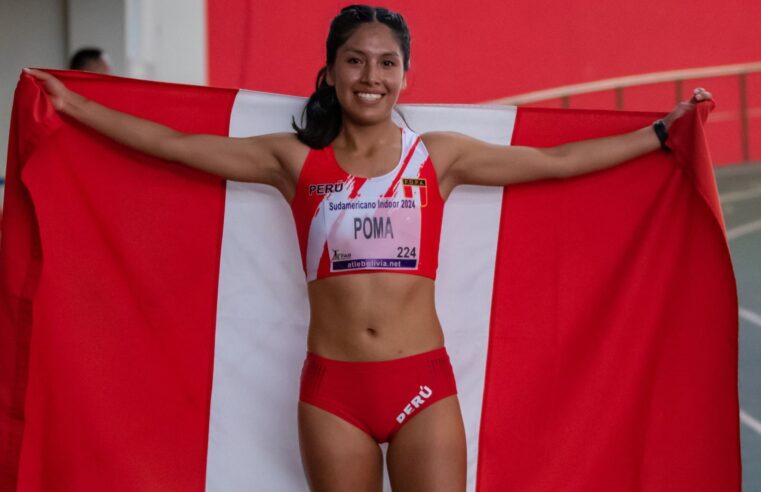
{"left": 298, "top": 401, "right": 384, "bottom": 492}
{"left": 386, "top": 395, "right": 467, "bottom": 492}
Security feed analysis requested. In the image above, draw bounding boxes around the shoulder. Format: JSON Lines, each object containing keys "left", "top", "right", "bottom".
{"left": 255, "top": 132, "right": 310, "bottom": 171}
{"left": 420, "top": 131, "right": 480, "bottom": 158}
{"left": 418, "top": 132, "right": 472, "bottom": 200}
{"left": 255, "top": 132, "right": 308, "bottom": 154}
{"left": 249, "top": 132, "right": 310, "bottom": 201}
{"left": 419, "top": 131, "right": 482, "bottom": 170}
{"left": 420, "top": 130, "right": 461, "bottom": 149}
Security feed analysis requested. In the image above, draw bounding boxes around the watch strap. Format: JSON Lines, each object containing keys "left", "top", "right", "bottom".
{"left": 653, "top": 119, "right": 671, "bottom": 152}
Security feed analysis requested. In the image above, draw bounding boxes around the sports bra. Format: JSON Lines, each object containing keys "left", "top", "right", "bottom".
{"left": 290, "top": 127, "right": 444, "bottom": 282}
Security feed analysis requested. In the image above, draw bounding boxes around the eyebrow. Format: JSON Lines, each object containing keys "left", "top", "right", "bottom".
{"left": 342, "top": 48, "right": 401, "bottom": 58}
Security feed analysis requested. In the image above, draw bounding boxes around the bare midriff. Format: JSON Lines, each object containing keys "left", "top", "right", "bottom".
{"left": 306, "top": 273, "right": 444, "bottom": 361}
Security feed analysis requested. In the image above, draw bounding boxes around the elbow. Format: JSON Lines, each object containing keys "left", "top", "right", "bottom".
{"left": 545, "top": 147, "right": 575, "bottom": 179}
{"left": 554, "top": 161, "right": 577, "bottom": 179}
{"left": 157, "top": 132, "right": 185, "bottom": 162}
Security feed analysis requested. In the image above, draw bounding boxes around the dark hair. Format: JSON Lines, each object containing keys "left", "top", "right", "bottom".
{"left": 69, "top": 48, "right": 105, "bottom": 70}
{"left": 292, "top": 5, "right": 411, "bottom": 149}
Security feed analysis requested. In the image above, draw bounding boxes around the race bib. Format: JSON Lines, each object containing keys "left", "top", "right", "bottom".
{"left": 324, "top": 185, "right": 423, "bottom": 272}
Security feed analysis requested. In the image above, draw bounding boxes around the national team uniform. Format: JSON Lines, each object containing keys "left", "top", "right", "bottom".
{"left": 290, "top": 127, "right": 458, "bottom": 443}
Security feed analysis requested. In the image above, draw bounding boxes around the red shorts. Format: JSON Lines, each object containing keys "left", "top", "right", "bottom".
{"left": 299, "top": 347, "right": 458, "bottom": 443}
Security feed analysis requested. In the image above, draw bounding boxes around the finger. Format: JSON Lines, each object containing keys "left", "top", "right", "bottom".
{"left": 690, "top": 87, "right": 712, "bottom": 103}
{"left": 23, "top": 68, "right": 49, "bottom": 80}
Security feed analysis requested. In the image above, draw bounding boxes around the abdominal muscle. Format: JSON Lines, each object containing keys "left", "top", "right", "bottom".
{"left": 306, "top": 272, "right": 444, "bottom": 361}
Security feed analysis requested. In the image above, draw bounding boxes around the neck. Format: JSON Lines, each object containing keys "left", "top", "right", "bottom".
{"left": 334, "top": 118, "right": 399, "bottom": 153}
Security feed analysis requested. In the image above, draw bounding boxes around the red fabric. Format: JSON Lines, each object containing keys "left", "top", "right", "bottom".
{"left": 477, "top": 103, "right": 739, "bottom": 491}
{"left": 0, "top": 71, "right": 236, "bottom": 491}
{"left": 300, "top": 347, "right": 457, "bottom": 443}
{"left": 0, "top": 72, "right": 739, "bottom": 490}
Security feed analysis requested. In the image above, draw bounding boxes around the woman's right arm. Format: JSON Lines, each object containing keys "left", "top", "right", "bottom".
{"left": 25, "top": 68, "right": 289, "bottom": 187}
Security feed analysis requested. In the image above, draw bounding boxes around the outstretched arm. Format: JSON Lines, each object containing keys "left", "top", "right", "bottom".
{"left": 24, "top": 68, "right": 292, "bottom": 188}
{"left": 431, "top": 88, "right": 712, "bottom": 189}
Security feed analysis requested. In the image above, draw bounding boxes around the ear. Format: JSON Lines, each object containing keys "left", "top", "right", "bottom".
{"left": 401, "top": 73, "right": 407, "bottom": 90}
{"left": 325, "top": 66, "right": 335, "bottom": 87}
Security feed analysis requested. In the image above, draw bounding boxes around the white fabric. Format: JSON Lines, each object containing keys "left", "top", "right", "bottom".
{"left": 206, "top": 89, "right": 516, "bottom": 491}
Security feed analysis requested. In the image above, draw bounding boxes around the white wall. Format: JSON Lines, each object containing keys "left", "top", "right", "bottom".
{"left": 126, "top": 0, "right": 206, "bottom": 85}
{"left": 67, "top": 0, "right": 127, "bottom": 74}
{"left": 0, "top": 0, "right": 68, "bottom": 185}
{"left": 0, "top": 0, "right": 207, "bottom": 185}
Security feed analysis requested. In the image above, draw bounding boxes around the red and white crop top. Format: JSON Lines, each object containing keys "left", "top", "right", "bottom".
{"left": 290, "top": 127, "right": 444, "bottom": 282}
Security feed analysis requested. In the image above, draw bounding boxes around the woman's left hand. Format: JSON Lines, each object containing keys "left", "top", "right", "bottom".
{"left": 662, "top": 87, "right": 713, "bottom": 129}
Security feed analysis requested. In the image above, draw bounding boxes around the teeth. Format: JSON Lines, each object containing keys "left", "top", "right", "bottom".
{"left": 357, "top": 92, "right": 382, "bottom": 101}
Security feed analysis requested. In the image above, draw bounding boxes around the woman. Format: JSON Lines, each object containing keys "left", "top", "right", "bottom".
{"left": 26, "top": 5, "right": 711, "bottom": 492}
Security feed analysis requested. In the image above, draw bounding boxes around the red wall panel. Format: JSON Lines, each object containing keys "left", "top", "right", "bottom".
{"left": 208, "top": 1, "right": 761, "bottom": 164}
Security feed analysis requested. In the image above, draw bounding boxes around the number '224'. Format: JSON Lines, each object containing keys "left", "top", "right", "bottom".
{"left": 397, "top": 247, "right": 416, "bottom": 258}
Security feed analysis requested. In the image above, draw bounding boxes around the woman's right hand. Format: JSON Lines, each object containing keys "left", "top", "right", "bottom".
{"left": 23, "top": 68, "right": 80, "bottom": 112}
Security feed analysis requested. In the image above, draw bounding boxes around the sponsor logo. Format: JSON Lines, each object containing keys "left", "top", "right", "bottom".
{"left": 309, "top": 182, "right": 344, "bottom": 196}
{"left": 331, "top": 249, "right": 351, "bottom": 261}
{"left": 395, "top": 385, "right": 433, "bottom": 424}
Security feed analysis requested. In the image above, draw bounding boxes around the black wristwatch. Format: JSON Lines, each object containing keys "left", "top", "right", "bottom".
{"left": 653, "top": 119, "right": 671, "bottom": 153}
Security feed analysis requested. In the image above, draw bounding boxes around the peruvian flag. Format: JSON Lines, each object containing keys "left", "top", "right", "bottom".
{"left": 1, "top": 71, "right": 739, "bottom": 491}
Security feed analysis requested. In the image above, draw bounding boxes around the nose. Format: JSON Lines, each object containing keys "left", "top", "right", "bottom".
{"left": 360, "top": 62, "right": 380, "bottom": 85}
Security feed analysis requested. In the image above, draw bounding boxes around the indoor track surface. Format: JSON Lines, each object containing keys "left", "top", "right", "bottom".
{"left": 715, "top": 161, "right": 761, "bottom": 491}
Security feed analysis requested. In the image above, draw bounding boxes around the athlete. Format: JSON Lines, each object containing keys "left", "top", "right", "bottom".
{"left": 26, "top": 5, "right": 712, "bottom": 492}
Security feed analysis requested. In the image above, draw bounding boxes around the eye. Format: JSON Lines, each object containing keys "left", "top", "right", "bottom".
{"left": 347, "top": 57, "right": 362, "bottom": 64}
{"left": 382, "top": 60, "right": 396, "bottom": 67}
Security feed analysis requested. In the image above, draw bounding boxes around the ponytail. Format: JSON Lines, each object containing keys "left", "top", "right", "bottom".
{"left": 292, "top": 67, "right": 342, "bottom": 149}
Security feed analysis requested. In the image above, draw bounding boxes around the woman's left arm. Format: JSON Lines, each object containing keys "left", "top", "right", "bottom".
{"left": 433, "top": 88, "right": 712, "bottom": 189}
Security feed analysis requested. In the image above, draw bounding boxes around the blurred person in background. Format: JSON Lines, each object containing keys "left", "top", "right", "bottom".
{"left": 69, "top": 47, "right": 111, "bottom": 74}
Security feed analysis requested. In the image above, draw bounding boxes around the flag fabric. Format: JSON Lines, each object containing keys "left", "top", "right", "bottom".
{"left": 1, "top": 70, "right": 739, "bottom": 491}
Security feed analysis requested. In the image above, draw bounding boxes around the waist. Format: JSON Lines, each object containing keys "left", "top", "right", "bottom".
{"left": 305, "top": 346, "right": 449, "bottom": 366}
{"left": 306, "top": 273, "right": 444, "bottom": 360}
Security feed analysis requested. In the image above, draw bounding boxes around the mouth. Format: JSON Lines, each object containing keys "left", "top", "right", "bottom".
{"left": 355, "top": 91, "right": 384, "bottom": 103}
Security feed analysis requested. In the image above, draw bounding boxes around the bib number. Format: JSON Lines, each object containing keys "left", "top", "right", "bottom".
{"left": 324, "top": 195, "right": 421, "bottom": 272}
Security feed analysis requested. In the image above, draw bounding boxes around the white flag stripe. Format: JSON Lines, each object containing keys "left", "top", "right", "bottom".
{"left": 206, "top": 89, "right": 516, "bottom": 491}
{"left": 396, "top": 104, "right": 517, "bottom": 492}
{"left": 208, "top": 91, "right": 309, "bottom": 491}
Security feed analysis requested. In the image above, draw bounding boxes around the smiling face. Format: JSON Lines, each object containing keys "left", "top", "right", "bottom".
{"left": 326, "top": 22, "right": 407, "bottom": 127}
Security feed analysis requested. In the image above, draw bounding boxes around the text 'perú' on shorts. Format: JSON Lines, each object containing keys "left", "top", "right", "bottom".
{"left": 299, "top": 347, "right": 458, "bottom": 443}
